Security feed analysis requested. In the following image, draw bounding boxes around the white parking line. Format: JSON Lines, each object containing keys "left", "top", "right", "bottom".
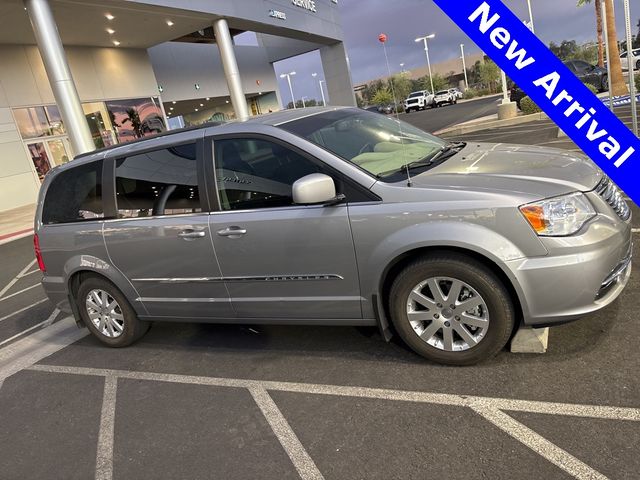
{"left": 0, "top": 299, "right": 48, "bottom": 323}
{"left": 0, "top": 283, "right": 41, "bottom": 303}
{"left": 0, "top": 309, "right": 59, "bottom": 349}
{"left": 27, "top": 364, "right": 638, "bottom": 479}
{"left": 28, "top": 364, "right": 640, "bottom": 422}
{"left": 95, "top": 376, "right": 117, "bottom": 480}
{"left": 0, "top": 317, "right": 87, "bottom": 383}
{"left": 471, "top": 405, "right": 607, "bottom": 480}
{"left": 250, "top": 387, "right": 324, "bottom": 480}
{"left": 0, "top": 259, "right": 36, "bottom": 299}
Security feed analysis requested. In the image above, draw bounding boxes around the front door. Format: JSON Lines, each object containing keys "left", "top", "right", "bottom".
{"left": 102, "top": 139, "right": 233, "bottom": 319}
{"left": 208, "top": 136, "right": 362, "bottom": 320}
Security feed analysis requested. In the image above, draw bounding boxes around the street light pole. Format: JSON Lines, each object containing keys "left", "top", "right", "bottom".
{"left": 312, "top": 73, "right": 326, "bottom": 106}
{"left": 526, "top": 0, "right": 535, "bottom": 33}
{"left": 280, "top": 71, "right": 297, "bottom": 109}
{"left": 623, "top": 0, "right": 638, "bottom": 135}
{"left": 301, "top": 96, "right": 307, "bottom": 108}
{"left": 460, "top": 44, "right": 469, "bottom": 90}
{"left": 415, "top": 34, "right": 436, "bottom": 94}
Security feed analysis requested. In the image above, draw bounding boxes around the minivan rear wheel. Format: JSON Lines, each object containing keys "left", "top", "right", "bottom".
{"left": 77, "top": 277, "right": 149, "bottom": 347}
{"left": 389, "top": 254, "right": 514, "bottom": 365}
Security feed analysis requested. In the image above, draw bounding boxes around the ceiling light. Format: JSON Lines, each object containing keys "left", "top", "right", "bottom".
{"left": 166, "top": 20, "right": 174, "bottom": 26}
{"left": 206, "top": 97, "right": 210, "bottom": 101}
{"left": 200, "top": 103, "right": 203, "bottom": 107}
{"left": 170, "top": 107, "right": 174, "bottom": 110}
{"left": 105, "top": 13, "right": 115, "bottom": 20}
{"left": 106, "top": 28, "right": 115, "bottom": 35}
{"left": 195, "top": 108, "right": 199, "bottom": 111}
{"left": 172, "top": 101, "right": 176, "bottom": 104}
{"left": 225, "top": 100, "right": 229, "bottom": 104}
{"left": 112, "top": 40, "right": 120, "bottom": 46}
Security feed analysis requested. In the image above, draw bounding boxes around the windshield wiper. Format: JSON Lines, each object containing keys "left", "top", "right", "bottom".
{"left": 376, "top": 141, "right": 466, "bottom": 178}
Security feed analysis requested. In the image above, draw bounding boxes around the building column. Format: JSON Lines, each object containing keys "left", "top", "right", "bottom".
{"left": 320, "top": 42, "right": 357, "bottom": 107}
{"left": 213, "top": 19, "right": 249, "bottom": 121}
{"left": 23, "top": 0, "right": 95, "bottom": 155}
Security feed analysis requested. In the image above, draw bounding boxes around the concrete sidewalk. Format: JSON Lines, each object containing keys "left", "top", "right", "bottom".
{"left": 0, "top": 204, "right": 35, "bottom": 245}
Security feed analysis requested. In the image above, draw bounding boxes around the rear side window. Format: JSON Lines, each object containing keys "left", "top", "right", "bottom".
{"left": 42, "top": 161, "right": 103, "bottom": 224}
{"left": 115, "top": 143, "right": 201, "bottom": 218}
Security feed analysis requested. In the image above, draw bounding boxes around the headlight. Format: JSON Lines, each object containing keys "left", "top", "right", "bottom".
{"left": 519, "top": 192, "right": 596, "bottom": 236}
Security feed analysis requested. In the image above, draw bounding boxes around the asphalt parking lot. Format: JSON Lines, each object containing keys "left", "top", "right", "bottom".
{"left": 1, "top": 104, "right": 640, "bottom": 480}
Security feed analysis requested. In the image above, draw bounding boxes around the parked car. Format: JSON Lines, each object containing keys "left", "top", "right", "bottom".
{"left": 511, "top": 59, "right": 607, "bottom": 110}
{"left": 364, "top": 104, "right": 396, "bottom": 115}
{"left": 619, "top": 49, "right": 640, "bottom": 72}
{"left": 404, "top": 90, "right": 433, "bottom": 112}
{"left": 564, "top": 60, "right": 608, "bottom": 92}
{"left": 509, "top": 83, "right": 526, "bottom": 108}
{"left": 433, "top": 90, "right": 457, "bottom": 106}
{"left": 449, "top": 88, "right": 464, "bottom": 100}
{"left": 35, "top": 107, "right": 632, "bottom": 365}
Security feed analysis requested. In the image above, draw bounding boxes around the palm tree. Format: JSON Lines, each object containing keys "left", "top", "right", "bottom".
{"left": 602, "top": 0, "right": 627, "bottom": 96}
{"left": 577, "top": 0, "right": 604, "bottom": 68}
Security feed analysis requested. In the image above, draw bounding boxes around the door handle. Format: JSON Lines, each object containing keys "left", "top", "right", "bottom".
{"left": 178, "top": 229, "right": 206, "bottom": 240}
{"left": 217, "top": 226, "right": 247, "bottom": 238}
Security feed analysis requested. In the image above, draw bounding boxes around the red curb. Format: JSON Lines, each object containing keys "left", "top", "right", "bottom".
{"left": 0, "top": 228, "right": 34, "bottom": 241}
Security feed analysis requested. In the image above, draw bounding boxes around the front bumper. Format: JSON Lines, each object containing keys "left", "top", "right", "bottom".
{"left": 504, "top": 211, "right": 632, "bottom": 326}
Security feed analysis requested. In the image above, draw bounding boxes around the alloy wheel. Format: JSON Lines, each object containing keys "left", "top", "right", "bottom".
{"left": 85, "top": 289, "right": 125, "bottom": 338}
{"left": 406, "top": 276, "right": 489, "bottom": 351}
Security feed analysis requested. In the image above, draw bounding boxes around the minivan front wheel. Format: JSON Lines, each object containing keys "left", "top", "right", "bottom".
{"left": 77, "top": 277, "right": 149, "bottom": 347}
{"left": 389, "top": 254, "right": 514, "bottom": 365}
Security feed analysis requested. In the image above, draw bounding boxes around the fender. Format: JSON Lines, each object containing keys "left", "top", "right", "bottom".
{"left": 63, "top": 254, "right": 149, "bottom": 316}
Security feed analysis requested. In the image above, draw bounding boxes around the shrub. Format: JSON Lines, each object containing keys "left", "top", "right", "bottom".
{"left": 520, "top": 96, "right": 541, "bottom": 115}
{"left": 583, "top": 82, "right": 599, "bottom": 94}
{"left": 463, "top": 88, "right": 478, "bottom": 99}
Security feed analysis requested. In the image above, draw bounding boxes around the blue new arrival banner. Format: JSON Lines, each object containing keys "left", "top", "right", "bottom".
{"left": 434, "top": 0, "right": 640, "bottom": 204}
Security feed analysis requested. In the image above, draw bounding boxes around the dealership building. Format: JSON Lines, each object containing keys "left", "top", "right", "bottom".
{"left": 0, "top": 0, "right": 356, "bottom": 213}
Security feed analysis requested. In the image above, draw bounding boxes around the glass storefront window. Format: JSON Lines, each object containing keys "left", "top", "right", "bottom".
{"left": 82, "top": 102, "right": 117, "bottom": 149}
{"left": 26, "top": 142, "right": 51, "bottom": 182}
{"left": 13, "top": 106, "right": 66, "bottom": 139}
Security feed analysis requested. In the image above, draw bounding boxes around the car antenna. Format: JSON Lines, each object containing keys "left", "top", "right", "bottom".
{"left": 380, "top": 35, "right": 411, "bottom": 187}
{"left": 405, "top": 164, "right": 412, "bottom": 187}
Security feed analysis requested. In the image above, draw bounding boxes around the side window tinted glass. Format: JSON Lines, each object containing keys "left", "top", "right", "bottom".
{"left": 215, "top": 138, "right": 325, "bottom": 211}
{"left": 115, "top": 143, "right": 201, "bottom": 218}
{"left": 42, "top": 160, "right": 103, "bottom": 224}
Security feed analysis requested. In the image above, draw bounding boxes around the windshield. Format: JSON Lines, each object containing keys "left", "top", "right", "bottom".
{"left": 408, "top": 92, "right": 424, "bottom": 98}
{"left": 280, "top": 108, "right": 446, "bottom": 177}
{"left": 435, "top": 90, "right": 448, "bottom": 95}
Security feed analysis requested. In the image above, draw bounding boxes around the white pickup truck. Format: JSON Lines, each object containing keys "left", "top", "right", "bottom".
{"left": 404, "top": 90, "right": 434, "bottom": 112}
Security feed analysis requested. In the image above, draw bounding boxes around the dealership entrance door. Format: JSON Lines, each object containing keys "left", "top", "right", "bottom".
{"left": 25, "top": 136, "right": 73, "bottom": 183}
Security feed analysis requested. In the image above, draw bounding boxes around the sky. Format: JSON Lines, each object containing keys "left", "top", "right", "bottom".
{"left": 271, "top": 0, "right": 638, "bottom": 105}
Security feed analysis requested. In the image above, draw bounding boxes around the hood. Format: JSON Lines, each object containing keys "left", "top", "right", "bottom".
{"left": 409, "top": 142, "right": 602, "bottom": 199}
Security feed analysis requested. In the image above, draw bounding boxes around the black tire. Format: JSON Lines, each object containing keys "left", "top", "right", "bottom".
{"left": 600, "top": 74, "right": 608, "bottom": 93}
{"left": 388, "top": 254, "right": 515, "bottom": 365}
{"left": 77, "top": 276, "right": 150, "bottom": 347}
{"left": 636, "top": 60, "right": 640, "bottom": 71}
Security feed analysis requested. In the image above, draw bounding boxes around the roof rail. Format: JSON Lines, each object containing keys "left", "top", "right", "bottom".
{"left": 73, "top": 121, "right": 225, "bottom": 160}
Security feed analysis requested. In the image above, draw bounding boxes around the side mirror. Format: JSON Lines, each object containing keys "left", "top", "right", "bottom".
{"left": 292, "top": 173, "right": 340, "bottom": 205}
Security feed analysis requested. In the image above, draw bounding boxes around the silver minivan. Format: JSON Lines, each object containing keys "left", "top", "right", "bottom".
{"left": 35, "top": 107, "right": 632, "bottom": 365}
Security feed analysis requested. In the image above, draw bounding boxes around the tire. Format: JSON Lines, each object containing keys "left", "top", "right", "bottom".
{"left": 388, "top": 254, "right": 515, "bottom": 365}
{"left": 77, "top": 276, "right": 150, "bottom": 347}
{"left": 636, "top": 60, "right": 640, "bottom": 71}
{"left": 601, "top": 74, "right": 608, "bottom": 92}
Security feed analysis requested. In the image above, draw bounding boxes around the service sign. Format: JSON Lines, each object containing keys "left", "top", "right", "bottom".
{"left": 292, "top": 0, "right": 317, "bottom": 13}
{"left": 434, "top": 0, "right": 640, "bottom": 205}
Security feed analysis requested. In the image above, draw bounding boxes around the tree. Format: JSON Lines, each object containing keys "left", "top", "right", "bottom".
{"left": 577, "top": 0, "right": 604, "bottom": 67}
{"left": 478, "top": 60, "right": 500, "bottom": 92}
{"left": 371, "top": 88, "right": 393, "bottom": 105}
{"left": 603, "top": 0, "right": 627, "bottom": 95}
{"left": 549, "top": 40, "right": 579, "bottom": 60}
{"left": 388, "top": 74, "right": 412, "bottom": 103}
